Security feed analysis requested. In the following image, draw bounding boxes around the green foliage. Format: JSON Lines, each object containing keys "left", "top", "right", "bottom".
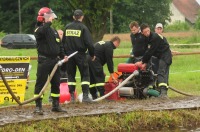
{"left": 0, "top": 0, "right": 171, "bottom": 41}
{"left": 165, "top": 21, "right": 190, "bottom": 32}
{"left": 0, "top": 31, "right": 6, "bottom": 39}
{"left": 64, "top": 0, "right": 117, "bottom": 42}
{"left": 112, "top": 0, "right": 172, "bottom": 33}
{"left": 195, "top": 11, "right": 200, "bottom": 30}
{"left": 51, "top": 19, "right": 65, "bottom": 30}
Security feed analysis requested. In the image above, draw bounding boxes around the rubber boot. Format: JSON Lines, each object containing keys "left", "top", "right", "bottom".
{"left": 97, "top": 86, "right": 105, "bottom": 97}
{"left": 158, "top": 86, "right": 168, "bottom": 99}
{"left": 89, "top": 87, "right": 98, "bottom": 100}
{"left": 69, "top": 86, "right": 76, "bottom": 103}
{"left": 51, "top": 97, "right": 67, "bottom": 112}
{"left": 34, "top": 98, "right": 43, "bottom": 115}
{"left": 82, "top": 85, "right": 93, "bottom": 103}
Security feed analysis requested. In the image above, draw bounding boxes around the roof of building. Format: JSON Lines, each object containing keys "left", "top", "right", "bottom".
{"left": 173, "top": 0, "right": 200, "bottom": 23}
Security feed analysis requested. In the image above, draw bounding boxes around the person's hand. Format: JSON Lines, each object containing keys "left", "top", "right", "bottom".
{"left": 44, "top": 15, "right": 54, "bottom": 23}
{"left": 91, "top": 56, "right": 96, "bottom": 61}
{"left": 112, "top": 78, "right": 118, "bottom": 84}
{"left": 141, "top": 63, "right": 147, "bottom": 71}
{"left": 135, "top": 61, "right": 142, "bottom": 67}
{"left": 63, "top": 56, "right": 68, "bottom": 63}
{"left": 111, "top": 73, "right": 118, "bottom": 84}
{"left": 135, "top": 61, "right": 146, "bottom": 70}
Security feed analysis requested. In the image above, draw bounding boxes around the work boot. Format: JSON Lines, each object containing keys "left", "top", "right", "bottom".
{"left": 82, "top": 85, "right": 93, "bottom": 103}
{"left": 51, "top": 97, "right": 67, "bottom": 112}
{"left": 89, "top": 87, "right": 98, "bottom": 100}
{"left": 48, "top": 96, "right": 53, "bottom": 102}
{"left": 69, "top": 86, "right": 76, "bottom": 103}
{"left": 70, "top": 92, "right": 76, "bottom": 103}
{"left": 34, "top": 98, "right": 43, "bottom": 115}
{"left": 158, "top": 86, "right": 168, "bottom": 99}
{"left": 97, "top": 86, "right": 105, "bottom": 97}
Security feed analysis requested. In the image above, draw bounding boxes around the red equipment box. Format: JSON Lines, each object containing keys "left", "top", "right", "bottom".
{"left": 117, "top": 63, "right": 138, "bottom": 73}
{"left": 104, "top": 82, "right": 124, "bottom": 100}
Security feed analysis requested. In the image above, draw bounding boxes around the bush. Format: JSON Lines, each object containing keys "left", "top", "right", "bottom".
{"left": 165, "top": 21, "right": 190, "bottom": 32}
{"left": 0, "top": 31, "right": 6, "bottom": 39}
{"left": 195, "top": 13, "right": 200, "bottom": 30}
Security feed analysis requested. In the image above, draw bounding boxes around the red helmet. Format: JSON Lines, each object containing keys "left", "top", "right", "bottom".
{"left": 37, "top": 7, "right": 57, "bottom": 22}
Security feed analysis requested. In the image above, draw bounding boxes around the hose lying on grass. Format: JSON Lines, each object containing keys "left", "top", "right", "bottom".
{"left": 0, "top": 51, "right": 78, "bottom": 105}
{"left": 168, "top": 86, "right": 195, "bottom": 96}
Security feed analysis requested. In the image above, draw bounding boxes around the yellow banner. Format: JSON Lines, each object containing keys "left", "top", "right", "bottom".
{"left": 0, "top": 56, "right": 30, "bottom": 63}
{"left": 0, "top": 56, "right": 30, "bottom": 104}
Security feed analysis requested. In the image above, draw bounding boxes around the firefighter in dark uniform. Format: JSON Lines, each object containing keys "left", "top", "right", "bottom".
{"left": 62, "top": 9, "right": 95, "bottom": 103}
{"left": 34, "top": 7, "right": 68, "bottom": 114}
{"left": 128, "top": 21, "right": 148, "bottom": 63}
{"left": 135, "top": 23, "right": 172, "bottom": 98}
{"left": 89, "top": 36, "right": 120, "bottom": 100}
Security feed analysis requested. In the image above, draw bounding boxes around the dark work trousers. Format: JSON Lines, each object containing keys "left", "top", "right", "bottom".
{"left": 150, "top": 56, "right": 159, "bottom": 74}
{"left": 34, "top": 56, "right": 60, "bottom": 98}
{"left": 133, "top": 56, "right": 143, "bottom": 63}
{"left": 157, "top": 59, "right": 170, "bottom": 87}
{"left": 66, "top": 53, "right": 90, "bottom": 94}
{"left": 88, "top": 57, "right": 105, "bottom": 97}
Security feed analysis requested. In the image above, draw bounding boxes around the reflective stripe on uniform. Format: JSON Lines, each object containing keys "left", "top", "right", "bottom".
{"left": 51, "top": 93, "right": 60, "bottom": 97}
{"left": 96, "top": 83, "right": 105, "bottom": 87}
{"left": 158, "top": 83, "right": 168, "bottom": 87}
{"left": 89, "top": 84, "right": 96, "bottom": 88}
{"left": 56, "top": 38, "right": 60, "bottom": 42}
{"left": 148, "top": 85, "right": 153, "bottom": 89}
{"left": 68, "top": 82, "right": 76, "bottom": 86}
{"left": 81, "top": 81, "right": 90, "bottom": 85}
{"left": 34, "top": 94, "right": 43, "bottom": 98}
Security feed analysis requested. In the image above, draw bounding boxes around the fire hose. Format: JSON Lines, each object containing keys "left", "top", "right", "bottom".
{"left": 113, "top": 51, "right": 200, "bottom": 58}
{"left": 93, "top": 72, "right": 196, "bottom": 102}
{"left": 93, "top": 70, "right": 139, "bottom": 102}
{"left": 0, "top": 51, "right": 78, "bottom": 105}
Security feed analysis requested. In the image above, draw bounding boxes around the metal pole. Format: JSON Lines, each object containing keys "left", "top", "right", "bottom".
{"left": 18, "top": 0, "right": 22, "bottom": 33}
{"left": 110, "top": 9, "right": 113, "bottom": 34}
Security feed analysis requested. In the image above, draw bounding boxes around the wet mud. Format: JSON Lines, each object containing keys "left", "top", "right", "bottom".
{"left": 0, "top": 96, "right": 200, "bottom": 126}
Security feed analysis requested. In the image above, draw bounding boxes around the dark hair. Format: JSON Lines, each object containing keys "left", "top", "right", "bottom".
{"left": 129, "top": 21, "right": 139, "bottom": 28}
{"left": 110, "top": 36, "right": 121, "bottom": 43}
{"left": 74, "top": 16, "right": 82, "bottom": 20}
{"left": 140, "top": 23, "right": 150, "bottom": 32}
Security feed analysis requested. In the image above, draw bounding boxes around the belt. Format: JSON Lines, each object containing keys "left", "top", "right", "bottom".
{"left": 38, "top": 55, "right": 58, "bottom": 59}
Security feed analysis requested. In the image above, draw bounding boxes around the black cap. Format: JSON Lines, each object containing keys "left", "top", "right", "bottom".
{"left": 73, "top": 9, "right": 83, "bottom": 16}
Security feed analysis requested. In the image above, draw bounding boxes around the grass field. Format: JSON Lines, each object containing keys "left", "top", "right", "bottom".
{"left": 0, "top": 35, "right": 200, "bottom": 131}
{"left": 0, "top": 40, "right": 200, "bottom": 105}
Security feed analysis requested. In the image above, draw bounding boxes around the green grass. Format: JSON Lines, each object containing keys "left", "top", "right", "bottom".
{"left": 1, "top": 110, "right": 200, "bottom": 131}
{"left": 0, "top": 46, "right": 200, "bottom": 106}
{"left": 167, "top": 33, "right": 200, "bottom": 44}
{"left": 0, "top": 45, "right": 200, "bottom": 131}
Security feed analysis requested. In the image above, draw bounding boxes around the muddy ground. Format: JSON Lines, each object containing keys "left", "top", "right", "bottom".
{"left": 0, "top": 96, "right": 200, "bottom": 126}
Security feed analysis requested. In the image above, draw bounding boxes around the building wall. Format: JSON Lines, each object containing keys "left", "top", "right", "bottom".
{"left": 168, "top": 3, "right": 185, "bottom": 24}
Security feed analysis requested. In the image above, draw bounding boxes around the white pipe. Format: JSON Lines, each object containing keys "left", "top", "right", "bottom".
{"left": 93, "top": 70, "right": 139, "bottom": 102}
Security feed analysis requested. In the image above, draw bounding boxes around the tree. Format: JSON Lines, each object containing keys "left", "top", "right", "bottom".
{"left": 63, "top": 0, "right": 117, "bottom": 42}
{"left": 112, "top": 0, "right": 172, "bottom": 33}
